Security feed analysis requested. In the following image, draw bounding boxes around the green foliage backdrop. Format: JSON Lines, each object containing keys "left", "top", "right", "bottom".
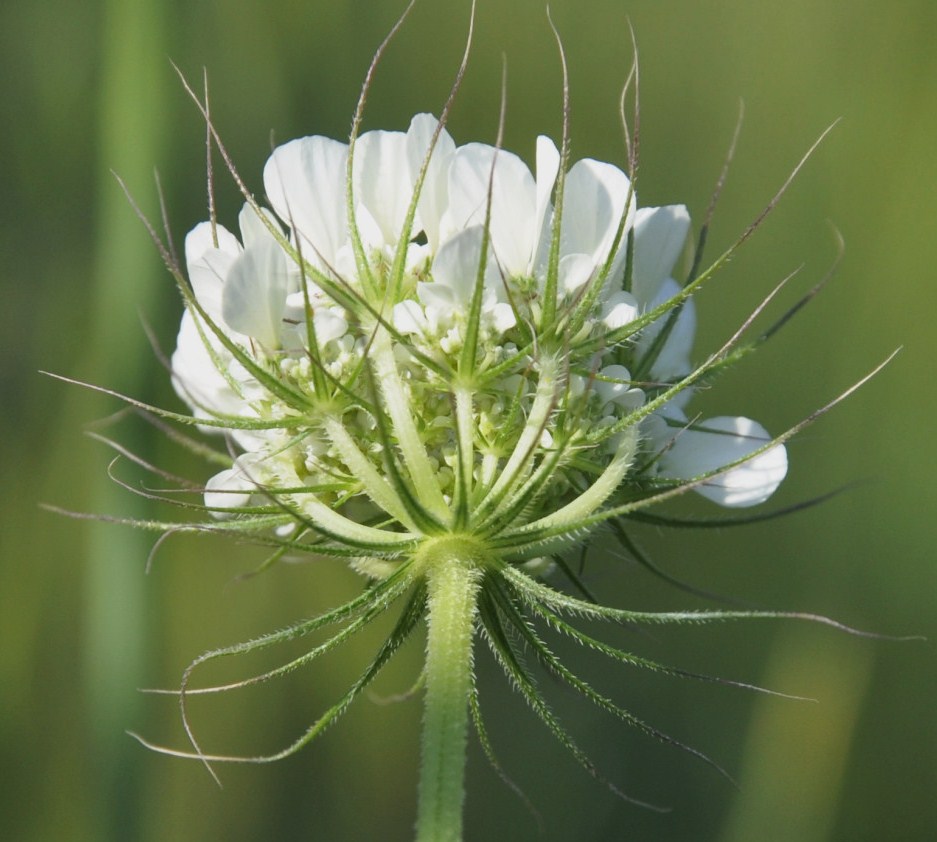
{"left": 2, "top": 1, "right": 935, "bottom": 839}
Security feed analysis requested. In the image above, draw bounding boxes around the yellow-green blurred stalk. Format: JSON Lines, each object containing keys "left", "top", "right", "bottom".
{"left": 85, "top": 0, "right": 168, "bottom": 838}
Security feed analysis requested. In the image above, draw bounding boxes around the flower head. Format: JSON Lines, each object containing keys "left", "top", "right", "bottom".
{"left": 172, "top": 113, "right": 787, "bottom": 564}
{"left": 74, "top": 15, "right": 888, "bottom": 834}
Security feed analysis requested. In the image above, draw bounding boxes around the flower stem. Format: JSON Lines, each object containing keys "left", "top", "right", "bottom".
{"left": 415, "top": 541, "right": 484, "bottom": 842}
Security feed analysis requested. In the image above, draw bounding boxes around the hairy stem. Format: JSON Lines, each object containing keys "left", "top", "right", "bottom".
{"left": 415, "top": 540, "right": 484, "bottom": 842}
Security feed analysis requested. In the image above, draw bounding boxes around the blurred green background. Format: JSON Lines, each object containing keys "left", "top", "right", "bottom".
{"left": 2, "top": 0, "right": 935, "bottom": 839}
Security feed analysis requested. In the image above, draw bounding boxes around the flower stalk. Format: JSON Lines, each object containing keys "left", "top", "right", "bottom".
{"left": 415, "top": 539, "right": 486, "bottom": 842}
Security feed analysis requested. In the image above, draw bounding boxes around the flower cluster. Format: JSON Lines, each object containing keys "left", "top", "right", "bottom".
{"left": 95, "top": 33, "right": 859, "bottom": 834}
{"left": 172, "top": 113, "right": 787, "bottom": 565}
{"left": 43, "top": 1, "right": 900, "bottom": 829}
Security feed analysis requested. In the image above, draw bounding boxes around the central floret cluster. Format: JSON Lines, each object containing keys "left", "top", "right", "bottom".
{"left": 171, "top": 113, "right": 786, "bottom": 568}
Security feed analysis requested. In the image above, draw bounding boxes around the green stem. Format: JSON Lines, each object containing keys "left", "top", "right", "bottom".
{"left": 415, "top": 540, "right": 485, "bottom": 842}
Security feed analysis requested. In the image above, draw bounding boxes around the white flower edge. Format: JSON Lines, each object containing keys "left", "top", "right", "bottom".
{"left": 656, "top": 415, "right": 788, "bottom": 507}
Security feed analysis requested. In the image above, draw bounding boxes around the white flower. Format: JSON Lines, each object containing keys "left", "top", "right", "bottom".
{"left": 263, "top": 135, "right": 350, "bottom": 275}
{"left": 204, "top": 453, "right": 265, "bottom": 517}
{"left": 623, "top": 202, "right": 787, "bottom": 505}
{"left": 631, "top": 204, "right": 691, "bottom": 304}
{"left": 594, "top": 365, "right": 645, "bottom": 411}
{"left": 630, "top": 204, "right": 697, "bottom": 381}
{"left": 656, "top": 415, "right": 789, "bottom": 507}
{"left": 440, "top": 135, "right": 561, "bottom": 277}
{"left": 115, "top": 40, "right": 858, "bottom": 827}
{"left": 172, "top": 113, "right": 786, "bottom": 520}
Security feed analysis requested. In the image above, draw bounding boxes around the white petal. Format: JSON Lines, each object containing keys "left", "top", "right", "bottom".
{"left": 631, "top": 205, "right": 691, "bottom": 304}
{"left": 353, "top": 129, "right": 412, "bottom": 249}
{"left": 171, "top": 311, "right": 255, "bottom": 434}
{"left": 559, "top": 253, "right": 596, "bottom": 294}
{"left": 404, "top": 241, "right": 432, "bottom": 274}
{"left": 238, "top": 203, "right": 283, "bottom": 250}
{"left": 659, "top": 416, "right": 788, "bottom": 507}
{"left": 204, "top": 468, "right": 253, "bottom": 514}
{"left": 204, "top": 455, "right": 263, "bottom": 516}
{"left": 172, "top": 311, "right": 232, "bottom": 411}
{"left": 264, "top": 136, "right": 349, "bottom": 271}
{"left": 601, "top": 290, "right": 640, "bottom": 330}
{"left": 637, "top": 277, "right": 697, "bottom": 379}
{"left": 417, "top": 280, "right": 458, "bottom": 315}
{"left": 595, "top": 364, "right": 643, "bottom": 409}
{"left": 172, "top": 328, "right": 264, "bottom": 450}
{"left": 560, "top": 158, "right": 635, "bottom": 270}
{"left": 352, "top": 200, "right": 384, "bottom": 256}
{"left": 393, "top": 299, "right": 428, "bottom": 334}
{"left": 407, "top": 113, "right": 456, "bottom": 252}
{"left": 490, "top": 302, "right": 517, "bottom": 334}
{"left": 185, "top": 222, "right": 241, "bottom": 322}
{"left": 185, "top": 221, "right": 241, "bottom": 265}
{"left": 313, "top": 307, "right": 348, "bottom": 344}
{"left": 446, "top": 143, "right": 537, "bottom": 276}
{"left": 641, "top": 408, "right": 685, "bottom": 453}
{"left": 222, "top": 238, "right": 291, "bottom": 346}
{"left": 428, "top": 225, "right": 499, "bottom": 308}
{"left": 532, "top": 135, "right": 560, "bottom": 267}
